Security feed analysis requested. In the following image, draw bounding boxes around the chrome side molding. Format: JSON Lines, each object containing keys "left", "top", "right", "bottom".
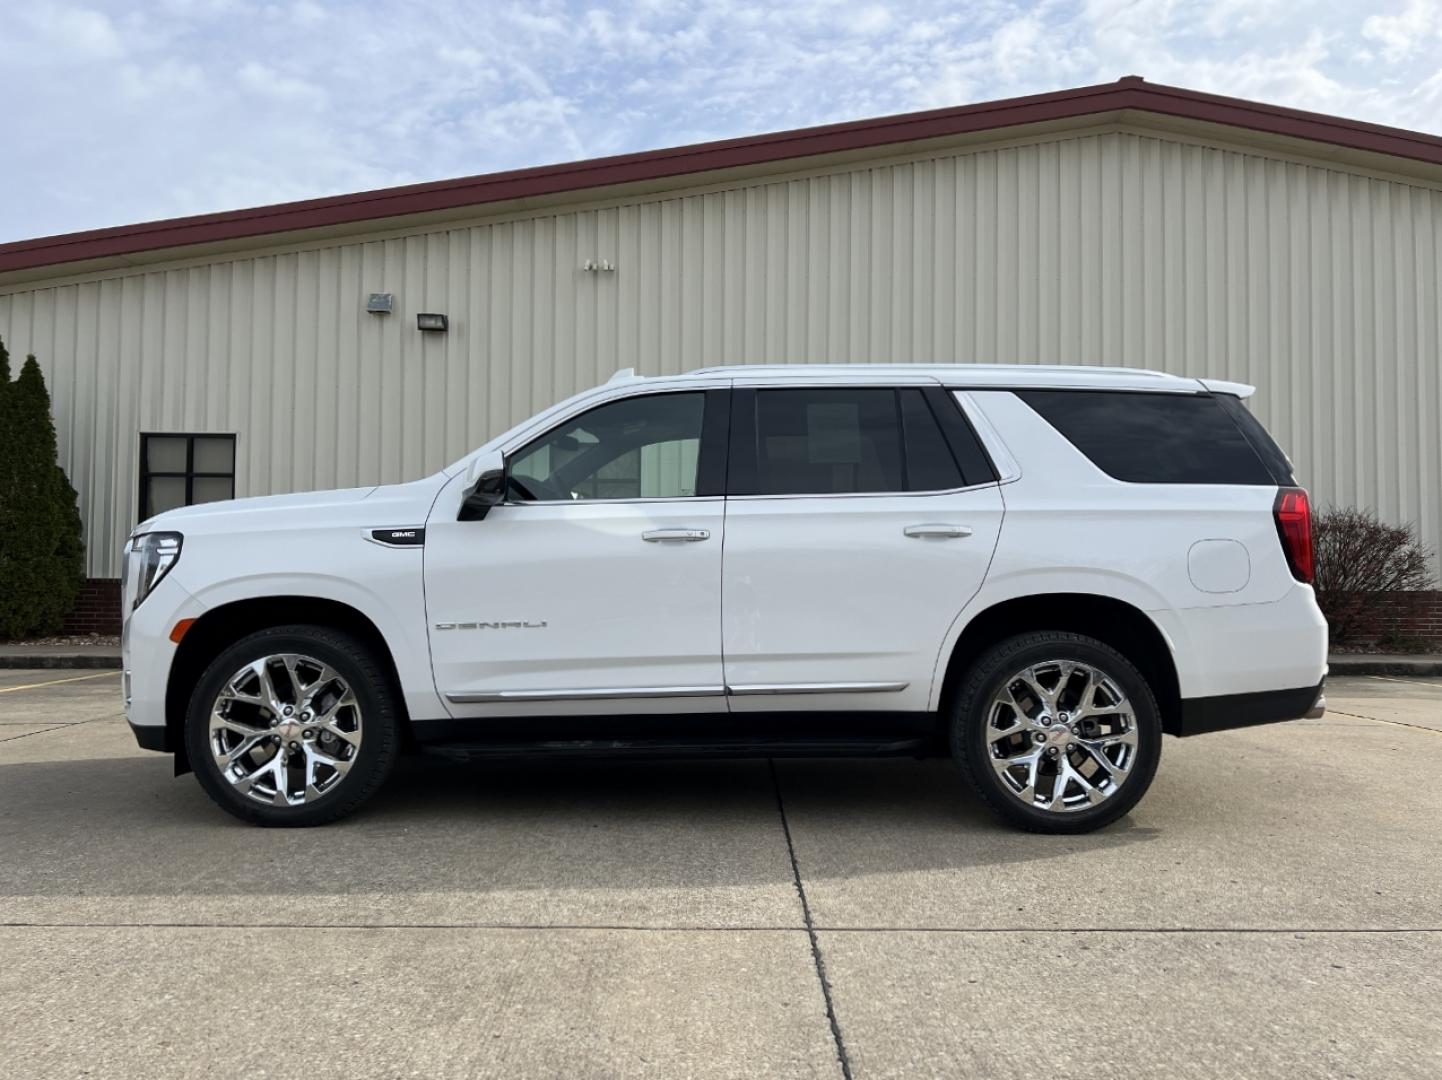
{"left": 446, "top": 685, "right": 725, "bottom": 703}
{"left": 726, "top": 681, "right": 909, "bottom": 696}
{"left": 445, "top": 681, "right": 909, "bottom": 704}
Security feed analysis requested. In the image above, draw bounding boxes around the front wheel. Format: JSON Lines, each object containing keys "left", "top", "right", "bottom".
{"left": 950, "top": 631, "right": 1162, "bottom": 834}
{"left": 185, "top": 625, "right": 401, "bottom": 827}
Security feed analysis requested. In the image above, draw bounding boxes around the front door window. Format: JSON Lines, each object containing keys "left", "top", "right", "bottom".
{"left": 508, "top": 393, "right": 705, "bottom": 502}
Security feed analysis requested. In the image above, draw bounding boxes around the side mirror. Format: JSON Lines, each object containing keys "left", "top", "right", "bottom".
{"left": 458, "top": 451, "right": 505, "bottom": 521}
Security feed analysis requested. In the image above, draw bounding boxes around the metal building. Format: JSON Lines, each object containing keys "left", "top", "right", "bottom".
{"left": 2, "top": 77, "right": 1441, "bottom": 626}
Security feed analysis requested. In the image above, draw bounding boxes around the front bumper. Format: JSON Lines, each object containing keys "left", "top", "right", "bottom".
{"left": 128, "top": 719, "right": 171, "bottom": 753}
{"left": 1171, "top": 679, "right": 1326, "bottom": 737}
{"left": 122, "top": 571, "right": 205, "bottom": 752}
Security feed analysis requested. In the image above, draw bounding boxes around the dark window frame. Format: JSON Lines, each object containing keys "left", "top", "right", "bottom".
{"left": 503, "top": 389, "right": 729, "bottom": 503}
{"left": 922, "top": 387, "right": 999, "bottom": 486}
{"left": 138, "top": 432, "right": 237, "bottom": 520}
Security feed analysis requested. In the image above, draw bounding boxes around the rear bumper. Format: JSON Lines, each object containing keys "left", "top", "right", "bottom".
{"left": 1152, "top": 584, "right": 1328, "bottom": 700}
{"left": 1171, "top": 679, "right": 1326, "bottom": 737}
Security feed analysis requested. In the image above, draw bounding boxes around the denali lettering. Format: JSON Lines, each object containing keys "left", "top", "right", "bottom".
{"left": 434, "top": 621, "right": 548, "bottom": 630}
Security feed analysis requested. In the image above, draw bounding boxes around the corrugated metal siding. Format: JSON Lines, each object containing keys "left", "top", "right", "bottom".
{"left": 2, "top": 130, "right": 1440, "bottom": 578}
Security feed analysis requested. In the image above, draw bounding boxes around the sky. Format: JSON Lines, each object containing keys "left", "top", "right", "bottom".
{"left": 3, "top": 0, "right": 1442, "bottom": 243}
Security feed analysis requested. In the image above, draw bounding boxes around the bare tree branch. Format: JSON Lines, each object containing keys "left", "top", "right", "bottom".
{"left": 1313, "top": 506, "right": 1435, "bottom": 647}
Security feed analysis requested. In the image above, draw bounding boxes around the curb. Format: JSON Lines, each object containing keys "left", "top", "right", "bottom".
{"left": 0, "top": 655, "right": 122, "bottom": 670}
{"left": 1328, "top": 657, "right": 1442, "bottom": 677}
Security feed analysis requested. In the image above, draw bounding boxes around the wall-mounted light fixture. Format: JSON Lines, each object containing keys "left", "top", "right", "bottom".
{"left": 366, "top": 292, "right": 394, "bottom": 314}
{"left": 417, "top": 313, "right": 449, "bottom": 333}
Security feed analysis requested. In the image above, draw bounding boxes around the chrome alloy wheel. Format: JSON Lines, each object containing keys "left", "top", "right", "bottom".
{"left": 985, "top": 659, "right": 1138, "bottom": 813}
{"left": 208, "top": 653, "right": 363, "bottom": 807}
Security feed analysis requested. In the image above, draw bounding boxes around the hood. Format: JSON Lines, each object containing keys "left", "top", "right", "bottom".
{"left": 135, "top": 475, "right": 449, "bottom": 536}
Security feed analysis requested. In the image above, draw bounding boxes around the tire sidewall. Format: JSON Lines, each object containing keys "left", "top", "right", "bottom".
{"left": 952, "top": 633, "right": 1162, "bottom": 832}
{"left": 185, "top": 627, "right": 398, "bottom": 826}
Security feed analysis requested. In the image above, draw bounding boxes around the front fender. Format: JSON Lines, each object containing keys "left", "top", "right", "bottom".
{"left": 174, "top": 564, "right": 442, "bottom": 724}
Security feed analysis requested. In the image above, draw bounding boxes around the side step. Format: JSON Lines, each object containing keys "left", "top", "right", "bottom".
{"left": 420, "top": 735, "right": 931, "bottom": 763}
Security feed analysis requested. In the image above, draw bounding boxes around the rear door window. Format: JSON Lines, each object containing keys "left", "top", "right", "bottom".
{"left": 1017, "top": 390, "right": 1276, "bottom": 485}
{"left": 900, "top": 389, "right": 964, "bottom": 491}
{"left": 735, "top": 387, "right": 991, "bottom": 496}
{"left": 753, "top": 389, "right": 903, "bottom": 495}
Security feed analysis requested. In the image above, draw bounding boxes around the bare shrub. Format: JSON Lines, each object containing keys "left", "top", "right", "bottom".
{"left": 1312, "top": 506, "right": 1435, "bottom": 647}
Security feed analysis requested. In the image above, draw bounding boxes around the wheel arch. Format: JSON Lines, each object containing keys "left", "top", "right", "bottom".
{"left": 164, "top": 596, "right": 410, "bottom": 772}
{"left": 935, "top": 593, "right": 1182, "bottom": 735}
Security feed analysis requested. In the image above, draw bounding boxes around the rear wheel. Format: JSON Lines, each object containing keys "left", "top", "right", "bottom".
{"left": 950, "top": 631, "right": 1161, "bottom": 833}
{"left": 185, "top": 625, "right": 400, "bottom": 827}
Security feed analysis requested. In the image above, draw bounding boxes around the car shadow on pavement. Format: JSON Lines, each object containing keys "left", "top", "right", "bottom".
{"left": 0, "top": 750, "right": 1159, "bottom": 904}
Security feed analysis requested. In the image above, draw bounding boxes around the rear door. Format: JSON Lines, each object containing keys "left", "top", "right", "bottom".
{"left": 721, "top": 380, "right": 1004, "bottom": 713}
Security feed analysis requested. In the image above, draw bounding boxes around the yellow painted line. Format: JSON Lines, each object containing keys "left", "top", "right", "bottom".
{"left": 0, "top": 671, "right": 119, "bottom": 694}
{"left": 1329, "top": 708, "right": 1442, "bottom": 738}
{"left": 1364, "top": 673, "right": 1442, "bottom": 686}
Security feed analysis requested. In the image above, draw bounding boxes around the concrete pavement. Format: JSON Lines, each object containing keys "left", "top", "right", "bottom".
{"left": 1, "top": 670, "right": 1439, "bottom": 1078}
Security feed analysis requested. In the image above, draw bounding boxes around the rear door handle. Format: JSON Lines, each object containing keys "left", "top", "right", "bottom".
{"left": 903, "top": 524, "right": 973, "bottom": 539}
{"left": 642, "top": 528, "right": 711, "bottom": 542}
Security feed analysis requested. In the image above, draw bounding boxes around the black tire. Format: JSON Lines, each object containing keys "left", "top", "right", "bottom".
{"left": 950, "top": 631, "right": 1161, "bottom": 834}
{"left": 185, "top": 624, "right": 401, "bottom": 827}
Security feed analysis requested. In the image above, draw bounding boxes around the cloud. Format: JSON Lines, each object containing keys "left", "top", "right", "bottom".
{"left": 4, "top": 0, "right": 1442, "bottom": 242}
{"left": 1362, "top": 0, "right": 1441, "bottom": 60}
{"left": 237, "top": 60, "right": 327, "bottom": 104}
{"left": 117, "top": 59, "right": 207, "bottom": 101}
{"left": 17, "top": 3, "right": 127, "bottom": 59}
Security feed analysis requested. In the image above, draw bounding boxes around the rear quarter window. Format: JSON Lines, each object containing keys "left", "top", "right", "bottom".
{"left": 1016, "top": 390, "right": 1277, "bottom": 485}
{"left": 1214, "top": 393, "right": 1296, "bottom": 484}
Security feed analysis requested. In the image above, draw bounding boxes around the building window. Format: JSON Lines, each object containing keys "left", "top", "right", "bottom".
{"left": 139, "top": 434, "right": 236, "bottom": 519}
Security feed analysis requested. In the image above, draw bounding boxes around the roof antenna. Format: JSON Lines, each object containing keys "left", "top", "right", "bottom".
{"left": 608, "top": 368, "right": 636, "bottom": 383}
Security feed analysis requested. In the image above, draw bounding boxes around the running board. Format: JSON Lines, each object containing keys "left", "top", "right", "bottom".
{"left": 420, "top": 734, "right": 931, "bottom": 763}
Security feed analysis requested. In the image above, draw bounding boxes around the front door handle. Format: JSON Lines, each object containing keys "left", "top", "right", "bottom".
{"left": 903, "top": 524, "right": 973, "bottom": 539}
{"left": 642, "top": 528, "right": 711, "bottom": 543}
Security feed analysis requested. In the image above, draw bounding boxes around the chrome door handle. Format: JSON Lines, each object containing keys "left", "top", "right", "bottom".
{"left": 903, "top": 524, "right": 973, "bottom": 539}
{"left": 642, "top": 528, "right": 711, "bottom": 542}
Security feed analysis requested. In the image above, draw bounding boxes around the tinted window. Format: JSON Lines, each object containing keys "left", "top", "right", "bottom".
{"left": 1215, "top": 393, "right": 1295, "bottom": 484}
{"left": 746, "top": 388, "right": 981, "bottom": 495}
{"left": 508, "top": 392, "right": 704, "bottom": 501}
{"left": 753, "top": 389, "right": 903, "bottom": 495}
{"left": 928, "top": 388, "right": 998, "bottom": 486}
{"left": 1018, "top": 390, "right": 1274, "bottom": 485}
{"left": 900, "top": 389, "right": 965, "bottom": 490}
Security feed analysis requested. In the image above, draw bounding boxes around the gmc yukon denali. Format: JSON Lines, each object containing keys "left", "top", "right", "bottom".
{"left": 122, "top": 364, "right": 1327, "bottom": 832}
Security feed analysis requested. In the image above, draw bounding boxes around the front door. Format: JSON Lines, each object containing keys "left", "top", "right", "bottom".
{"left": 425, "top": 388, "right": 730, "bottom": 717}
{"left": 721, "top": 384, "right": 1004, "bottom": 713}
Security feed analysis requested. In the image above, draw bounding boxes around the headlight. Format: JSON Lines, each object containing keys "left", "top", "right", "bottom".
{"left": 126, "top": 532, "right": 183, "bottom": 610}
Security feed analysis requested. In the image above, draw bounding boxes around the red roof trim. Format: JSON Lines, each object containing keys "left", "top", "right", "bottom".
{"left": 7, "top": 77, "right": 1442, "bottom": 275}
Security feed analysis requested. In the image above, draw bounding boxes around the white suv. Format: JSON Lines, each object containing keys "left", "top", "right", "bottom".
{"left": 123, "top": 365, "right": 1327, "bottom": 833}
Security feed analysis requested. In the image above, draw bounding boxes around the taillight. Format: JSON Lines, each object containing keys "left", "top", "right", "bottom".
{"left": 1273, "top": 487, "right": 1313, "bottom": 584}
